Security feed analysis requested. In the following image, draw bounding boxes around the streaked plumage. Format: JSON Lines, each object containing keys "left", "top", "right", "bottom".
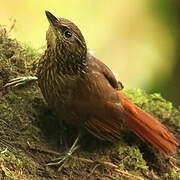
{"left": 37, "top": 11, "right": 178, "bottom": 156}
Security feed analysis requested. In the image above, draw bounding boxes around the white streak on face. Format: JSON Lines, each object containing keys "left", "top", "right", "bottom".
{"left": 88, "top": 50, "right": 95, "bottom": 56}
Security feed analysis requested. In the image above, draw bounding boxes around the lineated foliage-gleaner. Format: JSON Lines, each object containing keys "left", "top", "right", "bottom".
{"left": 36, "top": 11, "right": 179, "bottom": 169}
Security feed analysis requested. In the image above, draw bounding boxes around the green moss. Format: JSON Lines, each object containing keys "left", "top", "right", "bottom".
{"left": 114, "top": 141, "right": 149, "bottom": 179}
{"left": 117, "top": 142, "right": 148, "bottom": 171}
{"left": 0, "top": 25, "right": 179, "bottom": 179}
{"left": 0, "top": 149, "right": 36, "bottom": 180}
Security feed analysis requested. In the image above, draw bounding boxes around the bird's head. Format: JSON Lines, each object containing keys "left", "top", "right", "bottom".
{"left": 45, "top": 10, "right": 87, "bottom": 61}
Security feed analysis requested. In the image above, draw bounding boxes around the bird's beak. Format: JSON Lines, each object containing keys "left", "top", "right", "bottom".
{"left": 45, "top": 10, "right": 58, "bottom": 27}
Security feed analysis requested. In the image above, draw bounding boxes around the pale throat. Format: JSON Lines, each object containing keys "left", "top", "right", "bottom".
{"left": 46, "top": 26, "right": 57, "bottom": 49}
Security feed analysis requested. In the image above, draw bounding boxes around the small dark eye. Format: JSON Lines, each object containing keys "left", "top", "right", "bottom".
{"left": 64, "top": 30, "right": 72, "bottom": 38}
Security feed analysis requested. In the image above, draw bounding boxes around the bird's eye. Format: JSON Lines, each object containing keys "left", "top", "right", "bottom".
{"left": 64, "top": 30, "right": 72, "bottom": 38}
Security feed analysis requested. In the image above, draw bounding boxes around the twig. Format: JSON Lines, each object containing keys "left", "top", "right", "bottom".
{"left": 7, "top": 19, "right": 16, "bottom": 34}
{"left": 27, "top": 141, "right": 60, "bottom": 156}
{"left": 73, "top": 157, "right": 143, "bottom": 180}
{"left": 84, "top": 163, "right": 100, "bottom": 179}
{"left": 169, "top": 157, "right": 180, "bottom": 172}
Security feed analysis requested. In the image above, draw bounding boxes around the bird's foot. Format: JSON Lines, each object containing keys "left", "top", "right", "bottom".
{"left": 47, "top": 132, "right": 81, "bottom": 171}
{"left": 47, "top": 145, "right": 79, "bottom": 171}
{"left": 4, "top": 76, "right": 38, "bottom": 88}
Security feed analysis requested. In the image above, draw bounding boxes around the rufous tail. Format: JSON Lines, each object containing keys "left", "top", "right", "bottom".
{"left": 118, "top": 92, "right": 179, "bottom": 156}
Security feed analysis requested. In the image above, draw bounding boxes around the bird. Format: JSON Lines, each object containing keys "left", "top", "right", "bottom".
{"left": 35, "top": 10, "right": 178, "bottom": 170}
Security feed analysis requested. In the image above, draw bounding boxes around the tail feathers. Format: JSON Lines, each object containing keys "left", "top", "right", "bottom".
{"left": 118, "top": 92, "right": 179, "bottom": 155}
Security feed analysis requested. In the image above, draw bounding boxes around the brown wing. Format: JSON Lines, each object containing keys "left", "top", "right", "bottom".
{"left": 78, "top": 53, "right": 125, "bottom": 141}
{"left": 86, "top": 53, "right": 123, "bottom": 90}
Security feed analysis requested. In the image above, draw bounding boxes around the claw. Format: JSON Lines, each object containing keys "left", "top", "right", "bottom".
{"left": 4, "top": 76, "right": 38, "bottom": 88}
{"left": 47, "top": 132, "right": 81, "bottom": 171}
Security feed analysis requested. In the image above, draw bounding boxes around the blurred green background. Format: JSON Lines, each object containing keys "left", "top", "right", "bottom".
{"left": 1, "top": 0, "right": 180, "bottom": 105}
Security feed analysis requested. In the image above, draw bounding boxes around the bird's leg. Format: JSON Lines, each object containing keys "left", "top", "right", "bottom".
{"left": 47, "top": 131, "right": 81, "bottom": 171}
{"left": 58, "top": 119, "right": 68, "bottom": 148}
{"left": 4, "top": 76, "right": 38, "bottom": 88}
